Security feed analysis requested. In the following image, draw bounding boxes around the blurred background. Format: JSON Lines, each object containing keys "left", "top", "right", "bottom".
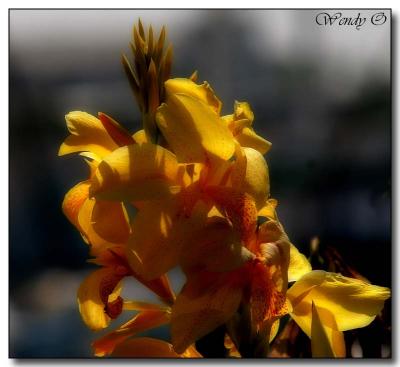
{"left": 10, "top": 9, "right": 391, "bottom": 358}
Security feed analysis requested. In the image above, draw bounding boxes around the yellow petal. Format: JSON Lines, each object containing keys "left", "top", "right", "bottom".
{"left": 93, "top": 310, "right": 170, "bottom": 356}
{"left": 288, "top": 244, "right": 312, "bottom": 282}
{"left": 127, "top": 198, "right": 208, "bottom": 280}
{"left": 287, "top": 270, "right": 390, "bottom": 337}
{"left": 235, "top": 127, "right": 271, "bottom": 155}
{"left": 171, "top": 274, "right": 243, "bottom": 353}
{"left": 311, "top": 302, "right": 346, "bottom": 358}
{"left": 230, "top": 147, "right": 270, "bottom": 210}
{"left": 90, "top": 143, "right": 181, "bottom": 202}
{"left": 62, "top": 180, "right": 91, "bottom": 230}
{"left": 164, "top": 78, "right": 222, "bottom": 114}
{"left": 59, "top": 111, "right": 118, "bottom": 158}
{"left": 156, "top": 93, "right": 235, "bottom": 163}
{"left": 77, "top": 268, "right": 121, "bottom": 331}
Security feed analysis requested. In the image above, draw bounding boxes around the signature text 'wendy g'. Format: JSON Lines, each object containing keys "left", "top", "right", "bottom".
{"left": 315, "top": 12, "right": 387, "bottom": 30}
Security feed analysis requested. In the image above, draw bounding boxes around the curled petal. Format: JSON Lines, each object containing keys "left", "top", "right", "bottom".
{"left": 77, "top": 268, "right": 122, "bottom": 331}
{"left": 90, "top": 143, "right": 181, "bottom": 202}
{"left": 59, "top": 111, "right": 118, "bottom": 158}
{"left": 93, "top": 310, "right": 170, "bottom": 357}
{"left": 287, "top": 270, "right": 391, "bottom": 337}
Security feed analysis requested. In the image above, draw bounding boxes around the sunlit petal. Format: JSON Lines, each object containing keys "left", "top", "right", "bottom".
{"left": 90, "top": 143, "right": 181, "bottom": 201}
{"left": 156, "top": 93, "right": 235, "bottom": 163}
{"left": 164, "top": 78, "right": 222, "bottom": 114}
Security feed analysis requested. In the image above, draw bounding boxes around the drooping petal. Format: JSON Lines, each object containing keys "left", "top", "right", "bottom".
{"left": 287, "top": 270, "right": 391, "bottom": 337}
{"left": 127, "top": 198, "right": 208, "bottom": 280}
{"left": 288, "top": 244, "right": 312, "bottom": 282}
{"left": 156, "top": 93, "right": 235, "bottom": 163}
{"left": 92, "top": 310, "right": 170, "bottom": 357}
{"left": 311, "top": 302, "right": 346, "bottom": 358}
{"left": 59, "top": 111, "right": 119, "bottom": 158}
{"left": 77, "top": 268, "right": 122, "bottom": 331}
{"left": 171, "top": 272, "right": 243, "bottom": 354}
{"left": 90, "top": 143, "right": 181, "bottom": 202}
{"left": 164, "top": 78, "right": 222, "bottom": 114}
{"left": 230, "top": 147, "right": 270, "bottom": 210}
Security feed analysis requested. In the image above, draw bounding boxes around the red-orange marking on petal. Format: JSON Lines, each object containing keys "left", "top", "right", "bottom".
{"left": 98, "top": 112, "right": 135, "bottom": 147}
{"left": 249, "top": 259, "right": 287, "bottom": 327}
{"left": 205, "top": 186, "right": 257, "bottom": 244}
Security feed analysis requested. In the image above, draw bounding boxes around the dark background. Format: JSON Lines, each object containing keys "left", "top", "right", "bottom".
{"left": 9, "top": 9, "right": 391, "bottom": 357}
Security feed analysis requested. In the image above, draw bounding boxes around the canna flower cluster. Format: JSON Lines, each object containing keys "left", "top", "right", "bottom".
{"left": 59, "top": 20, "right": 390, "bottom": 358}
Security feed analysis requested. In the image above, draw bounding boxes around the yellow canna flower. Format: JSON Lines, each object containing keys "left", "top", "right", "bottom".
{"left": 60, "top": 20, "right": 391, "bottom": 359}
